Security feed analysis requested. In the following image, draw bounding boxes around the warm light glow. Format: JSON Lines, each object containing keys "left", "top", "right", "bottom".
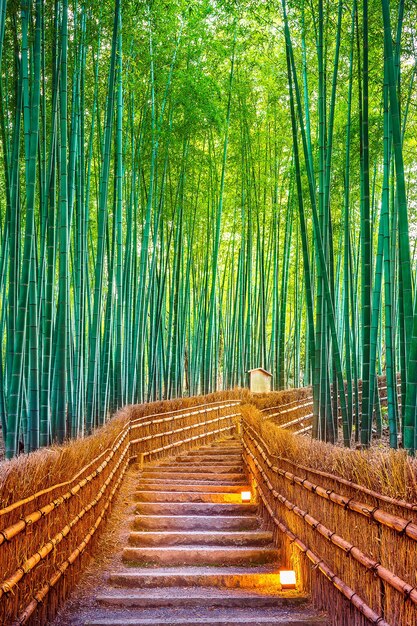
{"left": 241, "top": 490, "right": 251, "bottom": 502}
{"left": 279, "top": 570, "right": 296, "bottom": 588}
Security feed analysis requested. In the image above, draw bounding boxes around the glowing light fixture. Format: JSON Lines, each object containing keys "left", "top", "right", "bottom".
{"left": 279, "top": 570, "right": 296, "bottom": 589}
{"left": 241, "top": 490, "right": 251, "bottom": 503}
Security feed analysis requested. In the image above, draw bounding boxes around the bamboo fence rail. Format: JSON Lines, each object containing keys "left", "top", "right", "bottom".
{"left": 0, "top": 397, "right": 241, "bottom": 626}
{"left": 241, "top": 415, "right": 417, "bottom": 626}
{"left": 261, "top": 377, "right": 402, "bottom": 437}
{"left": 2, "top": 386, "right": 416, "bottom": 626}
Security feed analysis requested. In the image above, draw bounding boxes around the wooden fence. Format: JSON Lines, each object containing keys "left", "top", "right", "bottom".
{"left": 2, "top": 386, "right": 415, "bottom": 626}
{"left": 262, "top": 377, "right": 403, "bottom": 437}
{"left": 0, "top": 398, "right": 241, "bottom": 626}
{"left": 241, "top": 415, "right": 417, "bottom": 626}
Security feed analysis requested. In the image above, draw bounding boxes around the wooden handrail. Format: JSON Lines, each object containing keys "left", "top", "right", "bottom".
{"left": 131, "top": 413, "right": 240, "bottom": 445}
{"left": 1, "top": 401, "right": 239, "bottom": 520}
{"left": 12, "top": 458, "right": 129, "bottom": 626}
{"left": 1, "top": 397, "right": 241, "bottom": 626}
{"left": 0, "top": 425, "right": 130, "bottom": 518}
{"left": 130, "top": 400, "right": 241, "bottom": 424}
{"left": 244, "top": 438, "right": 417, "bottom": 605}
{"left": 244, "top": 420, "right": 417, "bottom": 512}
{"left": 131, "top": 402, "right": 240, "bottom": 429}
{"left": 241, "top": 416, "right": 417, "bottom": 626}
{"left": 247, "top": 473, "right": 390, "bottom": 626}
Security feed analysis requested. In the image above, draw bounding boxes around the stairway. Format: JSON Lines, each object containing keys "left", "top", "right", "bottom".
{"left": 82, "top": 438, "right": 327, "bottom": 626}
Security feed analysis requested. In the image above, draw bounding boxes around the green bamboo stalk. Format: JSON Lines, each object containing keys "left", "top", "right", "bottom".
{"left": 86, "top": 0, "right": 120, "bottom": 431}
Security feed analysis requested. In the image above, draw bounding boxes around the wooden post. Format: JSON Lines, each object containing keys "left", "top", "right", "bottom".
{"left": 138, "top": 452, "right": 144, "bottom": 471}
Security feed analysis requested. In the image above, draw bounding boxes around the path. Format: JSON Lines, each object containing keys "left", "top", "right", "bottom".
{"left": 63, "top": 438, "right": 328, "bottom": 625}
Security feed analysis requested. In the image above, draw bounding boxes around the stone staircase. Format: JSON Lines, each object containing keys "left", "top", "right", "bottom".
{"left": 81, "top": 438, "right": 327, "bottom": 626}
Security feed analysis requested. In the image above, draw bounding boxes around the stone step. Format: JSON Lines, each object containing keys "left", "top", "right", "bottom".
{"left": 135, "top": 502, "right": 257, "bottom": 516}
{"left": 175, "top": 455, "right": 242, "bottom": 462}
{"left": 193, "top": 448, "right": 243, "bottom": 459}
{"left": 202, "top": 439, "right": 242, "bottom": 451}
{"left": 197, "top": 451, "right": 241, "bottom": 456}
{"left": 208, "top": 440, "right": 241, "bottom": 444}
{"left": 94, "top": 587, "right": 308, "bottom": 609}
{"left": 133, "top": 491, "right": 246, "bottom": 503}
{"left": 122, "top": 546, "right": 278, "bottom": 567}
{"left": 128, "top": 531, "right": 273, "bottom": 547}
{"left": 84, "top": 611, "right": 329, "bottom": 626}
{"left": 137, "top": 482, "right": 248, "bottom": 493}
{"left": 175, "top": 459, "right": 243, "bottom": 466}
{"left": 176, "top": 451, "right": 242, "bottom": 457}
{"left": 84, "top": 607, "right": 328, "bottom": 626}
{"left": 84, "top": 615, "right": 328, "bottom": 626}
{"left": 187, "top": 451, "right": 242, "bottom": 458}
{"left": 206, "top": 444, "right": 242, "bottom": 449}
{"left": 153, "top": 465, "right": 243, "bottom": 474}
{"left": 140, "top": 471, "right": 246, "bottom": 482}
{"left": 133, "top": 515, "right": 260, "bottom": 531}
{"left": 138, "top": 477, "right": 248, "bottom": 486}
{"left": 108, "top": 566, "right": 282, "bottom": 589}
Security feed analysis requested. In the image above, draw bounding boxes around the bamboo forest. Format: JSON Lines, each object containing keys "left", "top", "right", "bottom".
{"left": 0, "top": 0, "right": 416, "bottom": 458}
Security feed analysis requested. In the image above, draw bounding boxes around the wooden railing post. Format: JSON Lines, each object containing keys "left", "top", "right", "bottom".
{"left": 236, "top": 416, "right": 242, "bottom": 439}
{"left": 138, "top": 452, "right": 144, "bottom": 471}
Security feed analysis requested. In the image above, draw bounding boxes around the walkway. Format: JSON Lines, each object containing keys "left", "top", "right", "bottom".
{"left": 65, "top": 438, "right": 327, "bottom": 625}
